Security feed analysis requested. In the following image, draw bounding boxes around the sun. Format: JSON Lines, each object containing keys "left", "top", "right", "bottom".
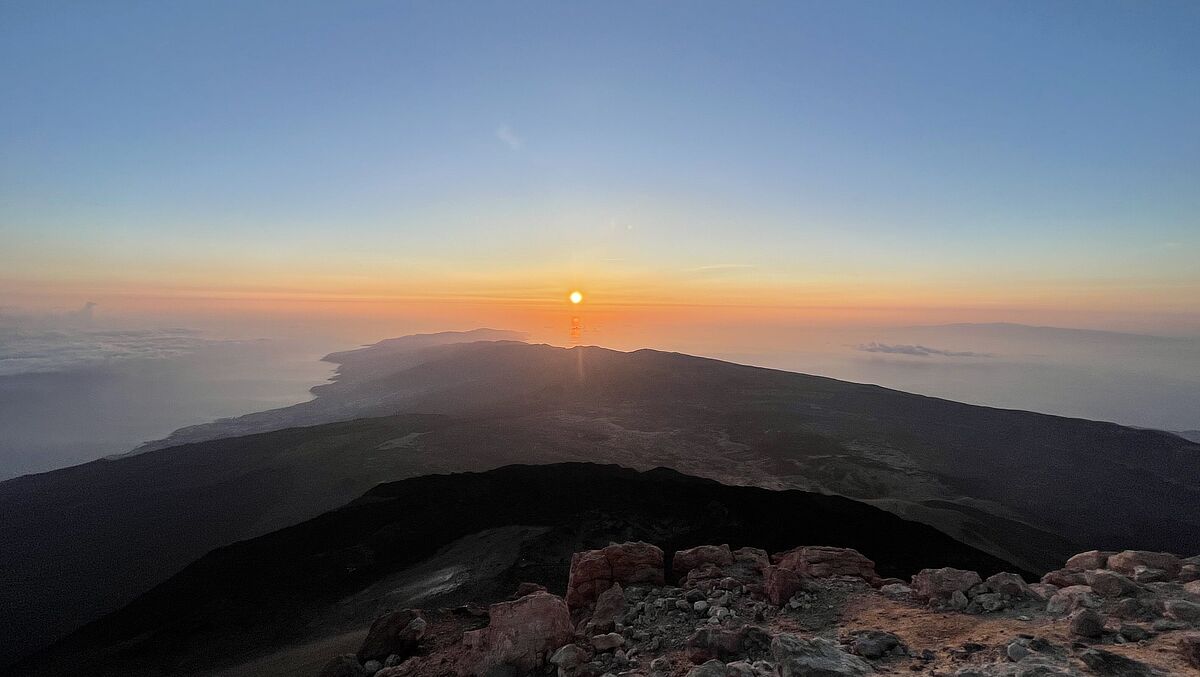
{"left": 569, "top": 290, "right": 583, "bottom": 304}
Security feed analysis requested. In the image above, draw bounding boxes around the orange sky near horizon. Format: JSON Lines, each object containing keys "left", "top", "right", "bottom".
{"left": 7, "top": 271, "right": 1200, "bottom": 346}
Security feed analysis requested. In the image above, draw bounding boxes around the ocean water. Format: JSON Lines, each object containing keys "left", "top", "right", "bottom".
{"left": 0, "top": 329, "right": 336, "bottom": 480}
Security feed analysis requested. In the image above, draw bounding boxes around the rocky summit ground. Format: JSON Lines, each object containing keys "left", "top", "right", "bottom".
{"left": 317, "top": 544, "right": 1200, "bottom": 677}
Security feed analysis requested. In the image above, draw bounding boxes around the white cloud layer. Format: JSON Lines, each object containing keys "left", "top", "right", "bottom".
{"left": 855, "top": 342, "right": 994, "bottom": 358}
{"left": 0, "top": 327, "right": 217, "bottom": 377}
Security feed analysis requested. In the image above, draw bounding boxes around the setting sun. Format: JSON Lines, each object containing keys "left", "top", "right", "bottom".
{"left": 569, "top": 290, "right": 583, "bottom": 304}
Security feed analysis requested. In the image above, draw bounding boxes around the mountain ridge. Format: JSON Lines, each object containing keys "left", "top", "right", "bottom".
{"left": 11, "top": 462, "right": 1026, "bottom": 677}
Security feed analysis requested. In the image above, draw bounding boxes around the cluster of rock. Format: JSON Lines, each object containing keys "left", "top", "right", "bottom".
{"left": 1032, "top": 550, "right": 1200, "bottom": 640}
{"left": 318, "top": 544, "right": 1200, "bottom": 677}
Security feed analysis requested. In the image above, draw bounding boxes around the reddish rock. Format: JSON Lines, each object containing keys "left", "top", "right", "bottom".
{"left": 1027, "top": 583, "right": 1059, "bottom": 602}
{"left": 1085, "top": 569, "right": 1140, "bottom": 598}
{"left": 763, "top": 565, "right": 803, "bottom": 606}
{"left": 733, "top": 546, "right": 770, "bottom": 570}
{"left": 910, "top": 567, "right": 982, "bottom": 603}
{"left": 565, "top": 541, "right": 664, "bottom": 609}
{"left": 511, "top": 582, "right": 547, "bottom": 599}
{"left": 1184, "top": 580, "right": 1200, "bottom": 597}
{"left": 772, "top": 546, "right": 879, "bottom": 582}
{"left": 586, "top": 582, "right": 626, "bottom": 633}
{"left": 1109, "top": 597, "right": 1145, "bottom": 619}
{"left": 984, "top": 572, "right": 1031, "bottom": 598}
{"left": 1046, "top": 585, "right": 1100, "bottom": 615}
{"left": 1177, "top": 563, "right": 1198, "bottom": 583}
{"left": 1065, "top": 550, "right": 1115, "bottom": 571}
{"left": 1042, "top": 568, "right": 1088, "bottom": 587}
{"left": 683, "top": 563, "right": 725, "bottom": 590}
{"left": 673, "top": 544, "right": 734, "bottom": 577}
{"left": 1107, "top": 550, "right": 1182, "bottom": 579}
{"left": 358, "top": 608, "right": 427, "bottom": 662}
{"left": 462, "top": 591, "right": 573, "bottom": 674}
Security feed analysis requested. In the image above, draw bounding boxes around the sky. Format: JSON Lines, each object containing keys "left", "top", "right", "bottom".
{"left": 2, "top": 1, "right": 1198, "bottom": 335}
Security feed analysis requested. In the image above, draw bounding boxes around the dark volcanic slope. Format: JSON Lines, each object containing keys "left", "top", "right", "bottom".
{"left": 2, "top": 338, "right": 1198, "bottom": 667}
{"left": 16, "top": 463, "right": 1023, "bottom": 677}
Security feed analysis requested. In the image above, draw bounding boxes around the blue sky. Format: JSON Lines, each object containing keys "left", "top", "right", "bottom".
{"left": 1, "top": 1, "right": 1198, "bottom": 326}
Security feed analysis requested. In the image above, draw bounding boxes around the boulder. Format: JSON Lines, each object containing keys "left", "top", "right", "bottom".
{"left": 1118, "top": 623, "right": 1151, "bottom": 642}
{"left": 969, "top": 592, "right": 1005, "bottom": 613}
{"left": 763, "top": 565, "right": 804, "bottom": 606}
{"left": 674, "top": 544, "right": 735, "bottom": 577}
{"left": 984, "top": 572, "right": 1031, "bottom": 598}
{"left": 727, "top": 661, "right": 757, "bottom": 677}
{"left": 358, "top": 609, "right": 427, "bottom": 662}
{"left": 847, "top": 629, "right": 904, "bottom": 659}
{"left": 1154, "top": 619, "right": 1189, "bottom": 632}
{"left": 1186, "top": 580, "right": 1200, "bottom": 597}
{"left": 590, "top": 632, "right": 624, "bottom": 651}
{"left": 586, "top": 582, "right": 626, "bottom": 633}
{"left": 1084, "top": 570, "right": 1139, "bottom": 598}
{"left": 733, "top": 547, "right": 770, "bottom": 570}
{"left": 686, "top": 563, "right": 726, "bottom": 586}
{"left": 462, "top": 592, "right": 574, "bottom": 674}
{"left": 319, "top": 655, "right": 366, "bottom": 677}
{"left": 1181, "top": 633, "right": 1200, "bottom": 669}
{"left": 550, "top": 644, "right": 590, "bottom": 674}
{"left": 1069, "top": 608, "right": 1106, "bottom": 638}
{"left": 1179, "top": 563, "right": 1199, "bottom": 583}
{"left": 1027, "top": 583, "right": 1058, "bottom": 602}
{"left": 1109, "top": 597, "right": 1147, "bottom": 619}
{"left": 566, "top": 541, "right": 664, "bottom": 609}
{"left": 1107, "top": 551, "right": 1182, "bottom": 579}
{"left": 1165, "top": 598, "right": 1200, "bottom": 623}
{"left": 716, "top": 576, "right": 743, "bottom": 591}
{"left": 1065, "top": 550, "right": 1114, "bottom": 571}
{"left": 1046, "top": 585, "right": 1099, "bottom": 615}
{"left": 686, "top": 659, "right": 729, "bottom": 677}
{"left": 1005, "top": 641, "right": 1030, "bottom": 662}
{"left": 1131, "top": 566, "right": 1169, "bottom": 584}
{"left": 686, "top": 625, "right": 772, "bottom": 661}
{"left": 773, "top": 546, "right": 879, "bottom": 583}
{"left": 771, "top": 633, "right": 872, "bottom": 676}
{"left": 1041, "top": 568, "right": 1088, "bottom": 587}
{"left": 911, "top": 567, "right": 982, "bottom": 604}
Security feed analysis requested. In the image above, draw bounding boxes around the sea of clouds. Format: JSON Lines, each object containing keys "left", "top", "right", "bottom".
{"left": 0, "top": 327, "right": 219, "bottom": 377}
